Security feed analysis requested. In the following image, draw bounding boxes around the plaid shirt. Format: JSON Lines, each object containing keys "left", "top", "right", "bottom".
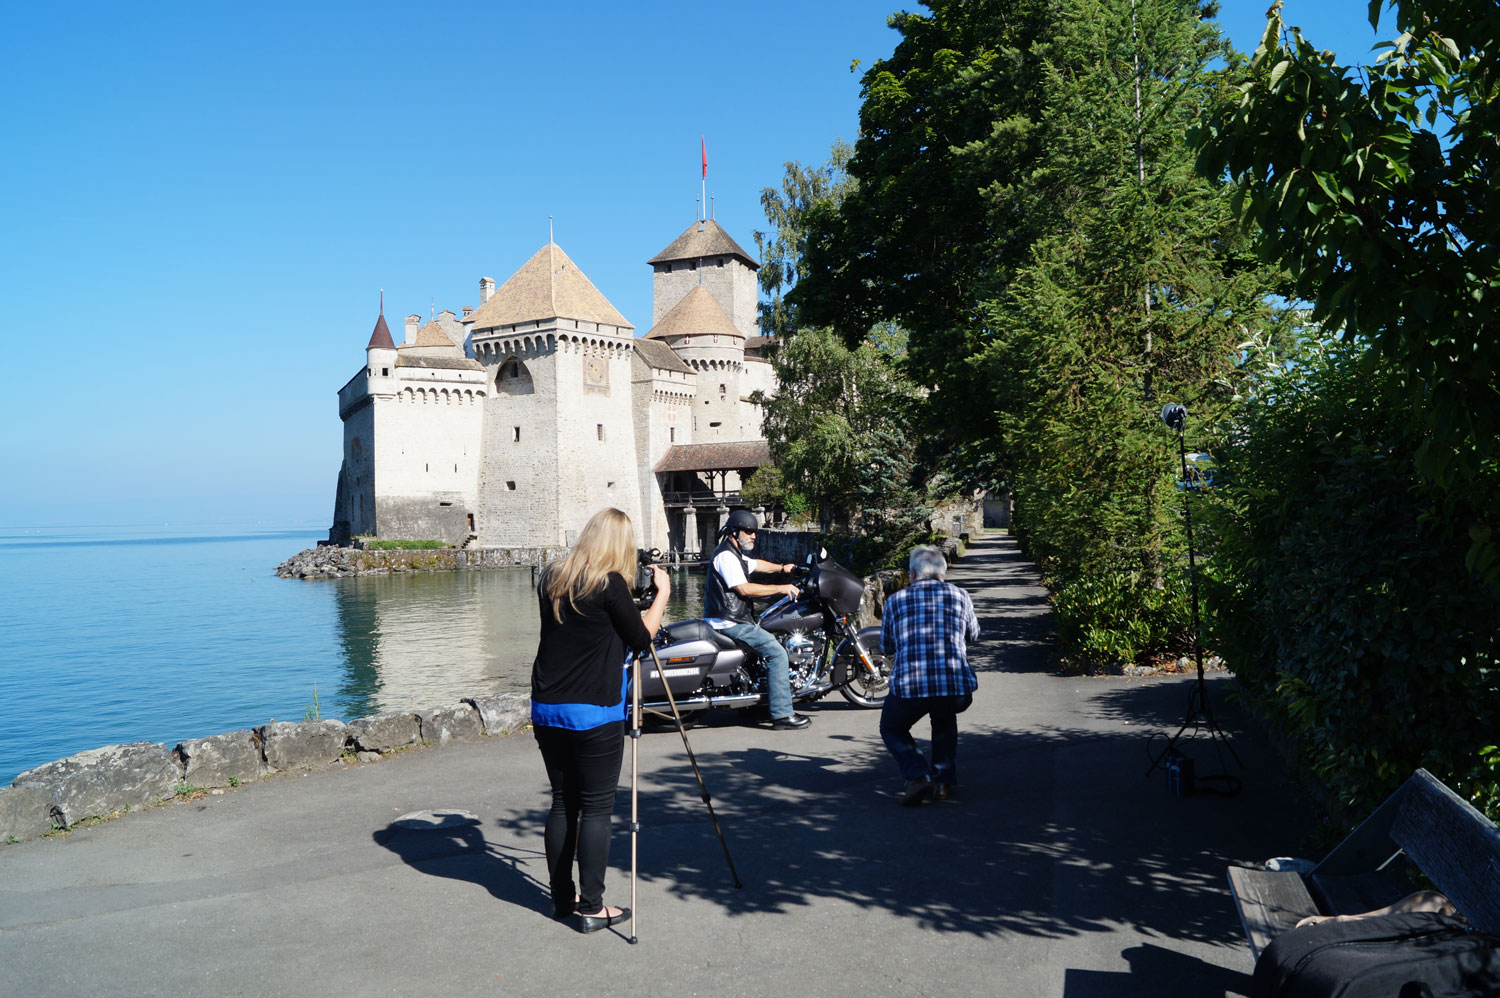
{"left": 880, "top": 578, "right": 980, "bottom": 699}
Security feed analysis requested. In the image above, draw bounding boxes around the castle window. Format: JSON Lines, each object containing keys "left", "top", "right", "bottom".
{"left": 425, "top": 463, "right": 429, "bottom": 472}
{"left": 717, "top": 257, "right": 724, "bottom": 267}
{"left": 513, "top": 426, "right": 521, "bottom": 442}
{"left": 382, "top": 368, "right": 389, "bottom": 376}
{"left": 670, "top": 427, "right": 675, "bottom": 442}
{"left": 506, "top": 481, "right": 516, "bottom": 491}
{"left": 596, "top": 424, "right": 605, "bottom": 441}
{"left": 710, "top": 421, "right": 722, "bottom": 428}
{"left": 607, "top": 481, "right": 615, "bottom": 489}
{"left": 690, "top": 260, "right": 697, "bottom": 270}
{"left": 498, "top": 357, "right": 534, "bottom": 396}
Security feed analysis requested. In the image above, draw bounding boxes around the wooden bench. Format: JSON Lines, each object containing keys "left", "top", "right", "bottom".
{"left": 1228, "top": 768, "right": 1500, "bottom": 960}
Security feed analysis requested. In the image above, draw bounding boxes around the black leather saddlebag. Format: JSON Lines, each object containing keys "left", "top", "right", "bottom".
{"left": 1253, "top": 912, "right": 1500, "bottom": 998}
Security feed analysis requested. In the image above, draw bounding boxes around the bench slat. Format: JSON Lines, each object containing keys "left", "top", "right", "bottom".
{"left": 1392, "top": 768, "right": 1500, "bottom": 936}
{"left": 1228, "top": 866, "right": 1318, "bottom": 960}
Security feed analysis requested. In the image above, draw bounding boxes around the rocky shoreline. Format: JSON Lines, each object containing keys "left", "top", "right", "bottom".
{"left": 0, "top": 693, "right": 531, "bottom": 844}
{"left": 275, "top": 544, "right": 566, "bottom": 579}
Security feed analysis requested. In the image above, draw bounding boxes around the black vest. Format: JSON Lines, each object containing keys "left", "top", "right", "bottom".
{"left": 705, "top": 539, "right": 755, "bottom": 623}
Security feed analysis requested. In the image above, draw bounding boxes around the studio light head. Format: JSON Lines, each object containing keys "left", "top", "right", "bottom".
{"left": 1160, "top": 403, "right": 1187, "bottom": 433}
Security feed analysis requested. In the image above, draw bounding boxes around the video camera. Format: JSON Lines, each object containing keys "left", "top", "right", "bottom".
{"left": 632, "top": 548, "right": 662, "bottom": 609}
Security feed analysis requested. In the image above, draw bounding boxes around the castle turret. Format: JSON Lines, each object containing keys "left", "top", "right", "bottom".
{"left": 366, "top": 312, "right": 397, "bottom": 381}
{"left": 645, "top": 285, "right": 746, "bottom": 442}
{"left": 648, "top": 218, "right": 759, "bottom": 338}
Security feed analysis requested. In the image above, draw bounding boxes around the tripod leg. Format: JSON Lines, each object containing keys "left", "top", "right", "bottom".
{"left": 649, "top": 646, "right": 744, "bottom": 889}
{"left": 629, "top": 654, "right": 640, "bottom": 944}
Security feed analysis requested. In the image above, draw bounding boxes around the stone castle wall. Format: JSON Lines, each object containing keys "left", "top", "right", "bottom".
{"left": 650, "top": 255, "right": 758, "bottom": 337}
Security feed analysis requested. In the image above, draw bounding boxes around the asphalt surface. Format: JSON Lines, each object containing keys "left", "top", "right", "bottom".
{"left": 0, "top": 532, "right": 1314, "bottom": 997}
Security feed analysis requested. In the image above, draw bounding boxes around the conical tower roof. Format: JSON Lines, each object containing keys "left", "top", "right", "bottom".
{"left": 367, "top": 313, "right": 395, "bottom": 349}
{"left": 464, "top": 243, "right": 632, "bottom": 331}
{"left": 646, "top": 284, "right": 744, "bottom": 340}
{"left": 647, "top": 218, "right": 759, "bottom": 268}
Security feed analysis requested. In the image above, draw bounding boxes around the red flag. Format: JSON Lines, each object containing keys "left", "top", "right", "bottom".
{"left": 701, "top": 135, "right": 708, "bottom": 178}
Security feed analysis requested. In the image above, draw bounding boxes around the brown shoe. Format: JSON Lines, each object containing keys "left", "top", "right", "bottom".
{"left": 932, "top": 783, "right": 956, "bottom": 802}
{"left": 901, "top": 778, "right": 933, "bottom": 806}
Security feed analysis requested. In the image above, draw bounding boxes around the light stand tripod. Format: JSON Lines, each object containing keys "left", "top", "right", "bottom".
{"left": 1146, "top": 403, "right": 1243, "bottom": 796}
{"left": 627, "top": 644, "right": 744, "bottom": 944}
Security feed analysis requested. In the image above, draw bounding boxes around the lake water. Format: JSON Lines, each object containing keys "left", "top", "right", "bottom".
{"left": 0, "top": 523, "right": 704, "bottom": 784}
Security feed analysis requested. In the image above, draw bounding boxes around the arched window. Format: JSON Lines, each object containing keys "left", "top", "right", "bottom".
{"left": 496, "top": 356, "right": 535, "bottom": 395}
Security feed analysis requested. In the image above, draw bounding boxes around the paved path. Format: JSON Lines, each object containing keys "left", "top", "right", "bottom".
{"left": 0, "top": 533, "right": 1313, "bottom": 997}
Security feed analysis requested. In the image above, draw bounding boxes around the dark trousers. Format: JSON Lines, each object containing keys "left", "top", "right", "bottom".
{"left": 533, "top": 720, "right": 624, "bottom": 913}
{"left": 879, "top": 692, "right": 973, "bottom": 785}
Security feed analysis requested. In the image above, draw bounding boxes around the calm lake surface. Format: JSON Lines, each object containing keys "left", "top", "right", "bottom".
{"left": 0, "top": 523, "right": 704, "bottom": 783}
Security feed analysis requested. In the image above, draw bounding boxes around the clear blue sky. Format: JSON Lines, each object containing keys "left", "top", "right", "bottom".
{"left": 0, "top": 1, "right": 1385, "bottom": 529}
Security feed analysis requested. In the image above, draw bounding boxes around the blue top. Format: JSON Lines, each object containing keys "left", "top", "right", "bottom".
{"left": 531, "top": 664, "right": 629, "bottom": 730}
{"left": 880, "top": 578, "right": 980, "bottom": 698}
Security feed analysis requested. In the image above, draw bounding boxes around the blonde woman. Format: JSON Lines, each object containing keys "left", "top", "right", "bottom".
{"left": 531, "top": 508, "right": 669, "bottom": 933}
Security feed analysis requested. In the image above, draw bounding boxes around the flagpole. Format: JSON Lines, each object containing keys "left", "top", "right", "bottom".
{"left": 700, "top": 135, "right": 707, "bottom": 222}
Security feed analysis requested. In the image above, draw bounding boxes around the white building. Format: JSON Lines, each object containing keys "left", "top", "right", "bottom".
{"left": 330, "top": 217, "right": 777, "bottom": 554}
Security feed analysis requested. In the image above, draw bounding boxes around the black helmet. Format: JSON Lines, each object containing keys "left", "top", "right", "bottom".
{"left": 722, "top": 508, "right": 759, "bottom": 538}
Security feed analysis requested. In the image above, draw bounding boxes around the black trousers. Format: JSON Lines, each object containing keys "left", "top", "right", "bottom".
{"left": 533, "top": 720, "right": 624, "bottom": 913}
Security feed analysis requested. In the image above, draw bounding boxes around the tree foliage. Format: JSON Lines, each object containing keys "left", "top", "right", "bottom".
{"left": 753, "top": 141, "right": 855, "bottom": 337}
{"left": 792, "top": 0, "right": 1290, "bottom": 667}
{"left": 1191, "top": 0, "right": 1500, "bottom": 582}
{"left": 1203, "top": 340, "right": 1500, "bottom": 814}
{"left": 755, "top": 327, "right": 928, "bottom": 545}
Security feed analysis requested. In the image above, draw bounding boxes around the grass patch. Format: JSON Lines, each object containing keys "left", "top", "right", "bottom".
{"left": 365, "top": 539, "right": 448, "bottom": 550}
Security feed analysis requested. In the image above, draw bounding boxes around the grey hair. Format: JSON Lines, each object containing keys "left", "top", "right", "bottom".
{"left": 908, "top": 545, "right": 947, "bottom": 580}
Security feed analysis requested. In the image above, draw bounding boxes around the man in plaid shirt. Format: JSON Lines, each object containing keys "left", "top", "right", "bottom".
{"left": 880, "top": 544, "right": 980, "bottom": 805}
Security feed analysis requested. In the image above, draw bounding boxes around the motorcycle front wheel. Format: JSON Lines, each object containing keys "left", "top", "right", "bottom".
{"left": 839, "top": 645, "right": 892, "bottom": 708}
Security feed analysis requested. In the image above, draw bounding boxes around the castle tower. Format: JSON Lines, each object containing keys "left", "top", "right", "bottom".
{"left": 332, "top": 307, "right": 488, "bottom": 545}
{"left": 462, "top": 242, "right": 643, "bottom": 547}
{"left": 647, "top": 218, "right": 759, "bottom": 337}
{"left": 645, "top": 285, "right": 747, "bottom": 442}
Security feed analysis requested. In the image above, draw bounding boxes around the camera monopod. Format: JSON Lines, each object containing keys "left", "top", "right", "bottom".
{"left": 627, "top": 644, "right": 743, "bottom": 944}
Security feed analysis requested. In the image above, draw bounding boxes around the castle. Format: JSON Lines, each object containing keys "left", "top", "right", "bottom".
{"left": 330, "top": 217, "right": 776, "bottom": 555}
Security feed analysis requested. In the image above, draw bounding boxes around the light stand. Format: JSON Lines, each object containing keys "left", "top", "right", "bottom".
{"left": 1147, "top": 403, "right": 1243, "bottom": 795}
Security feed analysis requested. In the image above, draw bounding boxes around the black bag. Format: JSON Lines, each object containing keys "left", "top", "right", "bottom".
{"left": 1253, "top": 911, "right": 1500, "bottom": 998}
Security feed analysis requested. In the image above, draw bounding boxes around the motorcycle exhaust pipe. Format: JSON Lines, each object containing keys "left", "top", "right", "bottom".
{"left": 640, "top": 692, "right": 763, "bottom": 712}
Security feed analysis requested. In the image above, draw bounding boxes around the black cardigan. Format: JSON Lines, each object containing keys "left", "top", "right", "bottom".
{"left": 531, "top": 572, "right": 652, "bottom": 707}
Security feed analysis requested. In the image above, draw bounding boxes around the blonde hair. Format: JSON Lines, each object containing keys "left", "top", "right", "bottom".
{"left": 543, "top": 508, "right": 638, "bottom": 623}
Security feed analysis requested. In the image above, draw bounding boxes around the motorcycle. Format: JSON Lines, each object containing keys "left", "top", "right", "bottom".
{"left": 632, "top": 548, "right": 892, "bottom": 725}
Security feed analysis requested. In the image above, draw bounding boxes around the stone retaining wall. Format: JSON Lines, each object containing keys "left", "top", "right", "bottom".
{"left": 276, "top": 545, "right": 566, "bottom": 579}
{"left": 0, "top": 693, "right": 531, "bottom": 845}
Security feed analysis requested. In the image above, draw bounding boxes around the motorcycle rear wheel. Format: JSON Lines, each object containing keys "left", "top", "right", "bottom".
{"left": 839, "top": 646, "right": 892, "bottom": 708}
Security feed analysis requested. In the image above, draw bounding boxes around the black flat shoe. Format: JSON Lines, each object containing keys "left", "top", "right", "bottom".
{"left": 771, "top": 713, "right": 811, "bottom": 730}
{"left": 575, "top": 906, "right": 631, "bottom": 934}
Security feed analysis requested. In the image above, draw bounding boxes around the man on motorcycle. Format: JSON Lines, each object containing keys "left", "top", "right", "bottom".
{"left": 705, "top": 509, "right": 811, "bottom": 730}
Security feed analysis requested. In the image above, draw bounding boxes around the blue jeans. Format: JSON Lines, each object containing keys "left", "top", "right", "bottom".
{"left": 723, "top": 622, "right": 794, "bottom": 720}
{"left": 880, "top": 693, "right": 973, "bottom": 785}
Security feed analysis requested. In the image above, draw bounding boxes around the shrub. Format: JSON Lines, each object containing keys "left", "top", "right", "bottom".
{"left": 1203, "top": 344, "right": 1500, "bottom": 816}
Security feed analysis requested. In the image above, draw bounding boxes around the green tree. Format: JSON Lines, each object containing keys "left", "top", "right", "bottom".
{"left": 753, "top": 141, "right": 855, "bottom": 338}
{"left": 794, "top": 0, "right": 1291, "bottom": 666}
{"left": 1191, "top": 0, "right": 1500, "bottom": 582}
{"left": 756, "top": 327, "right": 927, "bottom": 540}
